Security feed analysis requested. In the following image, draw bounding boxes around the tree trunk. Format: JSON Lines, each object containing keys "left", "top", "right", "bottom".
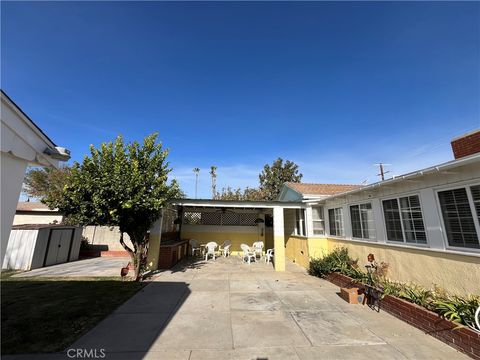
{"left": 119, "top": 232, "right": 136, "bottom": 279}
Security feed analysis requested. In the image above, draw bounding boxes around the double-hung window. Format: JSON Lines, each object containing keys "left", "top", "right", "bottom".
{"left": 382, "top": 195, "right": 427, "bottom": 244}
{"left": 295, "top": 209, "right": 306, "bottom": 236}
{"left": 350, "top": 203, "right": 376, "bottom": 239}
{"left": 328, "top": 207, "right": 344, "bottom": 236}
{"left": 312, "top": 206, "right": 325, "bottom": 235}
{"left": 438, "top": 185, "right": 480, "bottom": 249}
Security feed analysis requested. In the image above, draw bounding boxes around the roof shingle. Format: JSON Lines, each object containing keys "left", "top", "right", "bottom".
{"left": 285, "top": 182, "right": 363, "bottom": 196}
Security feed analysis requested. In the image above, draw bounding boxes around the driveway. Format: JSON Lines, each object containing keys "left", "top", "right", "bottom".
{"left": 13, "top": 257, "right": 129, "bottom": 278}
{"left": 5, "top": 256, "right": 468, "bottom": 360}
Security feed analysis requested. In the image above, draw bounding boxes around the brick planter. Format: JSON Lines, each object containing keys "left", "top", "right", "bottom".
{"left": 324, "top": 272, "right": 480, "bottom": 359}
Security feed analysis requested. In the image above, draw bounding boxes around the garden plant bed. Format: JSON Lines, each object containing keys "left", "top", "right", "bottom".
{"left": 325, "top": 272, "right": 480, "bottom": 359}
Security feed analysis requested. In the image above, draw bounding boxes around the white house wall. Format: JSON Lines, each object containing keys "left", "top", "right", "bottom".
{"left": 1, "top": 153, "right": 29, "bottom": 264}
{"left": 319, "top": 161, "right": 480, "bottom": 254}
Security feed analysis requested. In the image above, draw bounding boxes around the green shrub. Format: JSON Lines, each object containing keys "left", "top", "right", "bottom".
{"left": 399, "top": 283, "right": 435, "bottom": 310}
{"left": 308, "top": 247, "right": 364, "bottom": 280}
{"left": 435, "top": 295, "right": 480, "bottom": 331}
{"left": 381, "top": 278, "right": 403, "bottom": 297}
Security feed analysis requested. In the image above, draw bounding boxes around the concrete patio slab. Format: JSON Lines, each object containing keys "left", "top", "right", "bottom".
{"left": 295, "top": 344, "right": 407, "bottom": 360}
{"left": 276, "top": 290, "right": 340, "bottom": 311}
{"left": 230, "top": 291, "right": 283, "bottom": 311}
{"left": 190, "top": 346, "right": 301, "bottom": 360}
{"left": 231, "top": 310, "right": 311, "bottom": 348}
{"left": 151, "top": 311, "right": 233, "bottom": 350}
{"left": 13, "top": 257, "right": 129, "bottom": 278}
{"left": 229, "top": 278, "right": 270, "bottom": 292}
{"left": 71, "top": 312, "right": 172, "bottom": 352}
{"left": 174, "top": 290, "right": 230, "bottom": 313}
{"left": 114, "top": 281, "right": 188, "bottom": 314}
{"left": 9, "top": 256, "right": 466, "bottom": 360}
{"left": 291, "top": 310, "right": 386, "bottom": 346}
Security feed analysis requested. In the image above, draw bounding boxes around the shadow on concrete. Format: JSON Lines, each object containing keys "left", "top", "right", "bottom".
{"left": 1, "top": 277, "right": 190, "bottom": 360}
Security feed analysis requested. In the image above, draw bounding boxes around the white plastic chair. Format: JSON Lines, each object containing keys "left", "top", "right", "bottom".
{"left": 205, "top": 241, "right": 218, "bottom": 261}
{"left": 223, "top": 244, "right": 231, "bottom": 257}
{"left": 241, "top": 244, "right": 256, "bottom": 264}
{"left": 189, "top": 239, "right": 201, "bottom": 257}
{"left": 265, "top": 248, "right": 274, "bottom": 263}
{"left": 252, "top": 241, "right": 264, "bottom": 259}
{"left": 219, "top": 240, "right": 232, "bottom": 257}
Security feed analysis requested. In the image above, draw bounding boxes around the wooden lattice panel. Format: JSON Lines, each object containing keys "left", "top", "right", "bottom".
{"left": 183, "top": 212, "right": 201, "bottom": 225}
{"left": 201, "top": 212, "right": 222, "bottom": 225}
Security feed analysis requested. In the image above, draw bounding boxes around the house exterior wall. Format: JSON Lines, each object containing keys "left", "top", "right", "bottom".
{"left": 1, "top": 153, "right": 29, "bottom": 264}
{"left": 13, "top": 213, "right": 64, "bottom": 225}
{"left": 327, "top": 238, "right": 480, "bottom": 295}
{"left": 281, "top": 160, "right": 480, "bottom": 296}
{"left": 181, "top": 224, "right": 261, "bottom": 253}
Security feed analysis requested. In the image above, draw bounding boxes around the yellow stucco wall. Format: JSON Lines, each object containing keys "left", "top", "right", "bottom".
{"left": 328, "top": 238, "right": 480, "bottom": 296}
{"left": 307, "top": 237, "right": 329, "bottom": 260}
{"left": 181, "top": 231, "right": 261, "bottom": 254}
{"left": 274, "top": 235, "right": 286, "bottom": 271}
{"left": 285, "top": 236, "right": 310, "bottom": 268}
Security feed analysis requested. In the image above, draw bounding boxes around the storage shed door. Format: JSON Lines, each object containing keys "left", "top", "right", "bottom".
{"left": 45, "top": 229, "right": 73, "bottom": 266}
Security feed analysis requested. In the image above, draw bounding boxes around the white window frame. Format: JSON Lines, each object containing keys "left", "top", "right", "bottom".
{"left": 294, "top": 209, "right": 306, "bottom": 237}
{"left": 434, "top": 181, "right": 480, "bottom": 253}
{"left": 349, "top": 202, "right": 376, "bottom": 240}
{"left": 328, "top": 207, "right": 345, "bottom": 237}
{"left": 381, "top": 192, "right": 429, "bottom": 247}
{"left": 312, "top": 206, "right": 325, "bottom": 236}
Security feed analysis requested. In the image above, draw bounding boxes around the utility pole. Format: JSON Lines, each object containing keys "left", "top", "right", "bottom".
{"left": 193, "top": 168, "right": 200, "bottom": 199}
{"left": 374, "top": 163, "right": 391, "bottom": 181}
{"left": 210, "top": 166, "right": 217, "bottom": 199}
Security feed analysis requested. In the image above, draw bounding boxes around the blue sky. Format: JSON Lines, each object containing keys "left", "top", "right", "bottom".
{"left": 2, "top": 1, "right": 479, "bottom": 199}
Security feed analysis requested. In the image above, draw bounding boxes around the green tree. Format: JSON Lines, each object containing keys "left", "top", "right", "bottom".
{"left": 44, "top": 133, "right": 180, "bottom": 280}
{"left": 259, "top": 158, "right": 302, "bottom": 200}
{"left": 215, "top": 186, "right": 264, "bottom": 201}
{"left": 23, "top": 166, "right": 72, "bottom": 203}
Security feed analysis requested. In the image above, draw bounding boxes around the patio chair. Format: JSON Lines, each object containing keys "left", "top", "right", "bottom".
{"left": 223, "top": 243, "right": 232, "bottom": 257}
{"left": 252, "top": 241, "right": 264, "bottom": 259}
{"left": 240, "top": 244, "right": 256, "bottom": 264}
{"left": 219, "top": 240, "right": 232, "bottom": 257}
{"left": 189, "top": 239, "right": 202, "bottom": 257}
{"left": 265, "top": 248, "right": 274, "bottom": 263}
{"left": 205, "top": 241, "right": 218, "bottom": 261}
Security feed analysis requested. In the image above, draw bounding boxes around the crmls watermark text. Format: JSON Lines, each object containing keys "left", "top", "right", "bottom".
{"left": 67, "top": 349, "right": 106, "bottom": 359}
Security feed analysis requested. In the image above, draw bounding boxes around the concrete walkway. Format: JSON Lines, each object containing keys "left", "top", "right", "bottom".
{"left": 13, "top": 257, "right": 130, "bottom": 278}
{"left": 5, "top": 256, "right": 468, "bottom": 360}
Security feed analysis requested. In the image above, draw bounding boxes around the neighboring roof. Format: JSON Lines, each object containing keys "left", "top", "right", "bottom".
{"left": 170, "top": 198, "right": 304, "bottom": 209}
{"left": 16, "top": 202, "right": 59, "bottom": 212}
{"left": 285, "top": 182, "right": 363, "bottom": 196}
{"left": 12, "top": 224, "right": 75, "bottom": 230}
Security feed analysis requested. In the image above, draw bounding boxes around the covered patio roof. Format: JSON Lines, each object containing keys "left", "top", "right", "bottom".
{"left": 170, "top": 198, "right": 305, "bottom": 209}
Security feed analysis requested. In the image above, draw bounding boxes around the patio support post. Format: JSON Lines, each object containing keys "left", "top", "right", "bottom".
{"left": 273, "top": 206, "right": 286, "bottom": 272}
{"left": 146, "top": 209, "right": 164, "bottom": 271}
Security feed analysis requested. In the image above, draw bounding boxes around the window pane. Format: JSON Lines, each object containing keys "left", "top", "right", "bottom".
{"left": 328, "top": 208, "right": 344, "bottom": 236}
{"left": 399, "top": 195, "right": 426, "bottom": 244}
{"left": 312, "top": 206, "right": 325, "bottom": 235}
{"left": 328, "top": 209, "right": 336, "bottom": 236}
{"left": 383, "top": 199, "right": 403, "bottom": 241}
{"left": 471, "top": 185, "right": 480, "bottom": 223}
{"left": 350, "top": 205, "right": 362, "bottom": 238}
{"left": 439, "top": 188, "right": 479, "bottom": 249}
{"left": 360, "top": 203, "right": 376, "bottom": 239}
{"left": 335, "top": 208, "right": 344, "bottom": 236}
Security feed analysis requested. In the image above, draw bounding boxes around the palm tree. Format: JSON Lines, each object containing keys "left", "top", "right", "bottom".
{"left": 209, "top": 166, "right": 217, "bottom": 199}
{"left": 193, "top": 168, "right": 200, "bottom": 199}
